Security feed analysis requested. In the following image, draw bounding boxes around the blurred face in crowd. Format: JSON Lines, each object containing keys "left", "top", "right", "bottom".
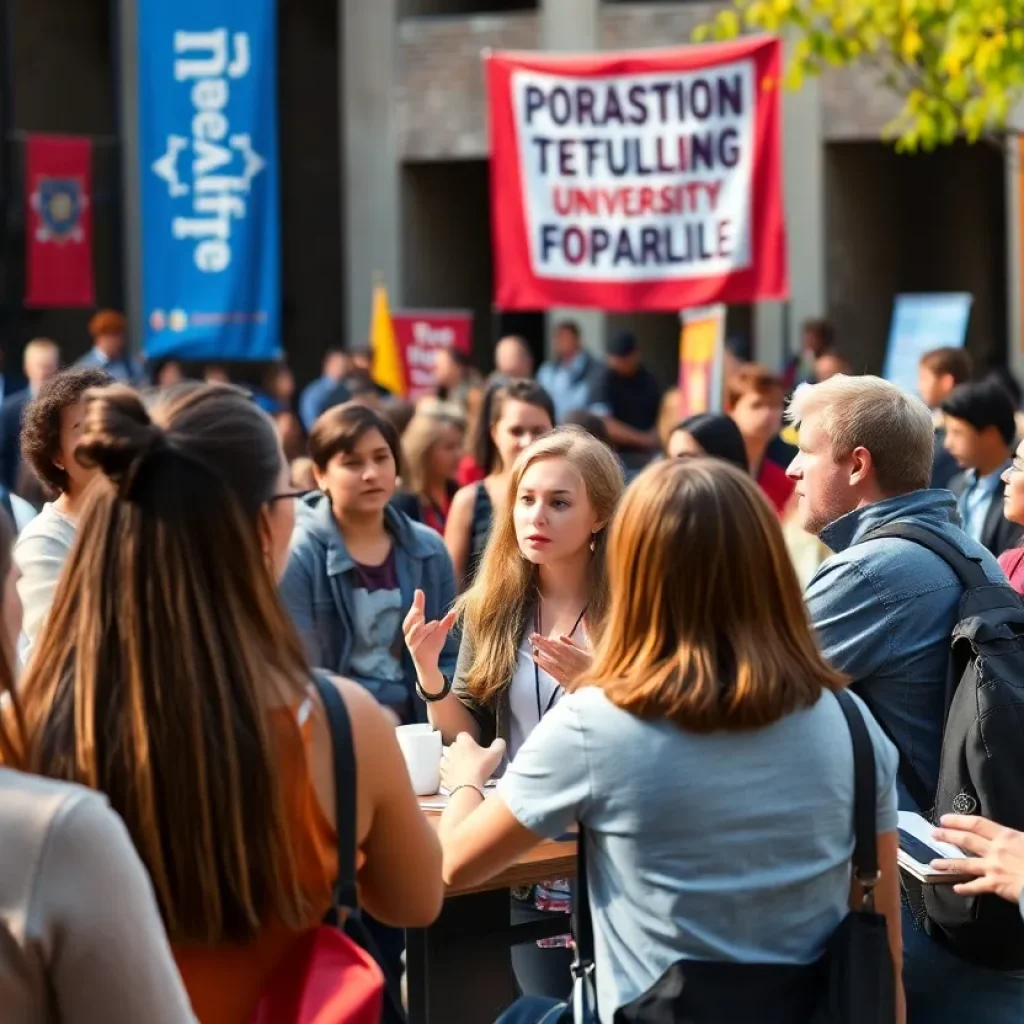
{"left": 495, "top": 337, "right": 533, "bottom": 380}
{"left": 942, "top": 416, "right": 988, "bottom": 471}
{"left": 314, "top": 427, "right": 397, "bottom": 517}
{"left": 324, "top": 351, "right": 350, "bottom": 382}
{"left": 24, "top": 343, "right": 60, "bottom": 392}
{"left": 667, "top": 430, "right": 705, "bottom": 460}
{"left": 156, "top": 360, "right": 185, "bottom": 387}
{"left": 917, "top": 365, "right": 953, "bottom": 410}
{"left": 514, "top": 456, "right": 599, "bottom": 568}
{"left": 731, "top": 387, "right": 784, "bottom": 445}
{"left": 553, "top": 326, "right": 581, "bottom": 363}
{"left": 607, "top": 352, "right": 639, "bottom": 377}
{"left": 1002, "top": 441, "right": 1024, "bottom": 526}
{"left": 814, "top": 354, "right": 849, "bottom": 382}
{"left": 434, "top": 350, "right": 462, "bottom": 390}
{"left": 96, "top": 330, "right": 126, "bottom": 359}
{"left": 788, "top": 413, "right": 862, "bottom": 537}
{"left": 56, "top": 399, "right": 99, "bottom": 497}
{"left": 492, "top": 399, "right": 553, "bottom": 472}
{"left": 427, "top": 421, "right": 464, "bottom": 484}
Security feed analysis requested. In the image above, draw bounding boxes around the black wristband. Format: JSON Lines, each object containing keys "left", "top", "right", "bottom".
{"left": 416, "top": 673, "right": 453, "bottom": 703}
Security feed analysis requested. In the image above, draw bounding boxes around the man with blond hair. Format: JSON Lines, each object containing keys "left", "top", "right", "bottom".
{"left": 787, "top": 374, "right": 1020, "bottom": 1021}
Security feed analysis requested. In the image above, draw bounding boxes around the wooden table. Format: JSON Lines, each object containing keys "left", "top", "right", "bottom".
{"left": 405, "top": 803, "right": 577, "bottom": 1024}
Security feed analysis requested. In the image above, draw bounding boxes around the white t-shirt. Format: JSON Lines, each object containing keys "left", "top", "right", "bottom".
{"left": 508, "top": 633, "right": 563, "bottom": 761}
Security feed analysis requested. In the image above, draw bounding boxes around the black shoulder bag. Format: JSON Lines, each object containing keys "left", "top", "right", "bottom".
{"left": 550, "top": 691, "right": 895, "bottom": 1024}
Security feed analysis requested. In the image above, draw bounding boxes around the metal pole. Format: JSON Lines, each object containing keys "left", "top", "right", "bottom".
{"left": 116, "top": 0, "right": 143, "bottom": 354}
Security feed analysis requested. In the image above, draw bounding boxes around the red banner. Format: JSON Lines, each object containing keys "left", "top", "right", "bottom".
{"left": 486, "top": 39, "right": 787, "bottom": 312}
{"left": 391, "top": 310, "right": 474, "bottom": 401}
{"left": 25, "top": 135, "right": 95, "bottom": 308}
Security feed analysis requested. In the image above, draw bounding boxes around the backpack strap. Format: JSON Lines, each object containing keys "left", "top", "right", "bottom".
{"left": 311, "top": 670, "right": 359, "bottom": 911}
{"left": 835, "top": 691, "right": 879, "bottom": 901}
{"left": 861, "top": 522, "right": 991, "bottom": 590}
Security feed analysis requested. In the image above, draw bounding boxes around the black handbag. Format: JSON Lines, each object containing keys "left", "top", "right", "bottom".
{"left": 591, "top": 691, "right": 895, "bottom": 1024}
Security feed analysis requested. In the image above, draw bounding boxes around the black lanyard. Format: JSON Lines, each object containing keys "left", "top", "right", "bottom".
{"left": 534, "top": 603, "right": 588, "bottom": 723}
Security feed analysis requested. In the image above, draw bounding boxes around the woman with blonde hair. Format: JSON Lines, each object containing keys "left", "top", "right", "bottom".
{"left": 431, "top": 458, "right": 905, "bottom": 1024}
{"left": 392, "top": 410, "right": 465, "bottom": 534}
{"left": 404, "top": 425, "right": 624, "bottom": 997}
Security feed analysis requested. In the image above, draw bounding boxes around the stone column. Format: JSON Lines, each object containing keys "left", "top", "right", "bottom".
{"left": 341, "top": 0, "right": 400, "bottom": 345}
{"left": 1006, "top": 137, "right": 1024, "bottom": 385}
{"left": 117, "top": 0, "right": 144, "bottom": 352}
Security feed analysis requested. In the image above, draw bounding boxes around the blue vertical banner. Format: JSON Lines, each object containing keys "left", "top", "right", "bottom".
{"left": 137, "top": 1, "right": 281, "bottom": 361}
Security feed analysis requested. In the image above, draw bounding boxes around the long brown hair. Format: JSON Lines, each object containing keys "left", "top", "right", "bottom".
{"left": 583, "top": 458, "right": 844, "bottom": 731}
{"left": 0, "top": 508, "right": 24, "bottom": 765}
{"left": 20, "top": 383, "right": 312, "bottom": 944}
{"left": 458, "top": 426, "right": 623, "bottom": 704}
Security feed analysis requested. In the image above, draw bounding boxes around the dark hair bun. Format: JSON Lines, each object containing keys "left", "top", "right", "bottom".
{"left": 75, "top": 385, "right": 167, "bottom": 488}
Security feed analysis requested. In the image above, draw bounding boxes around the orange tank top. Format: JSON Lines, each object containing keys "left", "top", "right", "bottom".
{"left": 174, "top": 699, "right": 342, "bottom": 1024}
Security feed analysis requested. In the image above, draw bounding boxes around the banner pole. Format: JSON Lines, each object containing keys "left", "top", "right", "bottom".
{"left": 116, "top": 0, "right": 143, "bottom": 358}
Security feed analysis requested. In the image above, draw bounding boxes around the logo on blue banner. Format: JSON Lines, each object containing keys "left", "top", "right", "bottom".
{"left": 138, "top": 5, "right": 281, "bottom": 361}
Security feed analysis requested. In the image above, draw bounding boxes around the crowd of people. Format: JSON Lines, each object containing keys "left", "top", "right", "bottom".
{"left": 2, "top": 310, "right": 1024, "bottom": 1024}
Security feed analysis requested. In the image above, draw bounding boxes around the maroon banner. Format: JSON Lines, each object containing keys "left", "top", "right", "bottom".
{"left": 25, "top": 135, "right": 95, "bottom": 308}
{"left": 485, "top": 39, "right": 787, "bottom": 311}
{"left": 391, "top": 310, "right": 474, "bottom": 401}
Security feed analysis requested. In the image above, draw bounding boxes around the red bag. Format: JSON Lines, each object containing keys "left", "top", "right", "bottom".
{"left": 250, "top": 926, "right": 383, "bottom": 1024}
{"left": 252, "top": 675, "right": 404, "bottom": 1024}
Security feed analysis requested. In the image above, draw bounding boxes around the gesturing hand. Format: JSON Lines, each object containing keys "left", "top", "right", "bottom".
{"left": 931, "top": 815, "right": 1024, "bottom": 904}
{"left": 530, "top": 632, "right": 592, "bottom": 689}
{"left": 403, "top": 589, "right": 456, "bottom": 674}
{"left": 440, "top": 732, "right": 507, "bottom": 792}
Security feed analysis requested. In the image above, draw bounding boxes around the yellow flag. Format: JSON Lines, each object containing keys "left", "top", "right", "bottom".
{"left": 369, "top": 282, "right": 405, "bottom": 396}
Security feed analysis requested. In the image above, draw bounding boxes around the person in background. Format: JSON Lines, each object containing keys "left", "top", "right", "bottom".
{"left": 994, "top": 430, "right": 1024, "bottom": 591}
{"left": 788, "top": 374, "right": 1018, "bottom": 1021}
{"left": 562, "top": 408, "right": 611, "bottom": 447}
{"left": 918, "top": 347, "right": 974, "bottom": 490}
{"left": 14, "top": 367, "right": 114, "bottom": 660}
{"left": 536, "top": 320, "right": 603, "bottom": 424}
{"left": 392, "top": 411, "right": 465, "bottom": 535}
{"left": 590, "top": 331, "right": 662, "bottom": 472}
{"left": 455, "top": 380, "right": 502, "bottom": 489}
{"left": 656, "top": 388, "right": 684, "bottom": 451}
{"left": 941, "top": 379, "right": 1021, "bottom": 558}
{"left": 204, "top": 365, "right": 231, "bottom": 385}
{"left": 273, "top": 410, "right": 307, "bottom": 463}
{"left": 434, "top": 348, "right": 482, "bottom": 416}
{"left": 152, "top": 359, "right": 187, "bottom": 388}
{"left": 784, "top": 317, "right": 834, "bottom": 390}
{"left": 0, "top": 338, "right": 61, "bottom": 492}
{"left": 813, "top": 351, "right": 852, "bottom": 382}
{"left": 434, "top": 458, "right": 903, "bottom": 1024}
{"left": 281, "top": 403, "right": 458, "bottom": 726}
{"left": 290, "top": 456, "right": 316, "bottom": 493}
{"left": 0, "top": 508, "right": 198, "bottom": 1024}
{"left": 76, "top": 310, "right": 145, "bottom": 385}
{"left": 299, "top": 348, "right": 351, "bottom": 432}
{"left": 254, "top": 363, "right": 296, "bottom": 416}
{"left": 445, "top": 379, "right": 554, "bottom": 589}
{"left": 493, "top": 336, "right": 535, "bottom": 382}
{"left": 16, "top": 383, "right": 443, "bottom": 1024}
{"left": 319, "top": 371, "right": 382, "bottom": 417}
{"left": 726, "top": 365, "right": 794, "bottom": 516}
{"left": 406, "top": 427, "right": 624, "bottom": 999}
{"left": 380, "top": 396, "right": 416, "bottom": 439}
{"left": 985, "top": 365, "right": 1024, "bottom": 441}
{"left": 666, "top": 413, "right": 749, "bottom": 471}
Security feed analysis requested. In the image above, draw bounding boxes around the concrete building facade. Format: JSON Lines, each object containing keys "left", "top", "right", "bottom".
{"left": 347, "top": 0, "right": 1019, "bottom": 385}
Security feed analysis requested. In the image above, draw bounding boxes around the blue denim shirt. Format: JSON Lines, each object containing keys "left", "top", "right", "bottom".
{"left": 280, "top": 493, "right": 459, "bottom": 722}
{"left": 806, "top": 489, "right": 1006, "bottom": 811}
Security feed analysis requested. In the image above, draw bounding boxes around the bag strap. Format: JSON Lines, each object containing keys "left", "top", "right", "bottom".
{"left": 860, "top": 521, "right": 991, "bottom": 591}
{"left": 571, "top": 826, "right": 595, "bottom": 968}
{"left": 835, "top": 691, "right": 880, "bottom": 904}
{"left": 311, "top": 670, "right": 359, "bottom": 911}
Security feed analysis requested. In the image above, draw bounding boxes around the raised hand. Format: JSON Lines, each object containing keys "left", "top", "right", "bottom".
{"left": 530, "top": 632, "right": 592, "bottom": 689}
{"left": 440, "top": 732, "right": 507, "bottom": 791}
{"left": 403, "top": 589, "right": 457, "bottom": 678}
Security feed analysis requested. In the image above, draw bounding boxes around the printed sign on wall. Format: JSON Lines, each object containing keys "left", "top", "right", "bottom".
{"left": 486, "top": 38, "right": 787, "bottom": 311}
{"left": 391, "top": 310, "right": 474, "bottom": 401}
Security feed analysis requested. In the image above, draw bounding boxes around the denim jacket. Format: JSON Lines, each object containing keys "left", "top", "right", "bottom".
{"left": 806, "top": 489, "right": 1006, "bottom": 811}
{"left": 280, "top": 492, "right": 459, "bottom": 723}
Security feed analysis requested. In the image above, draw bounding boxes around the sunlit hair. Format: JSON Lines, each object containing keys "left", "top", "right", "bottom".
{"left": 0, "top": 508, "right": 24, "bottom": 765}
{"left": 580, "top": 458, "right": 844, "bottom": 731}
{"left": 787, "top": 374, "right": 934, "bottom": 494}
{"left": 457, "top": 426, "right": 623, "bottom": 704}
{"left": 401, "top": 411, "right": 465, "bottom": 497}
{"left": 19, "top": 383, "right": 312, "bottom": 944}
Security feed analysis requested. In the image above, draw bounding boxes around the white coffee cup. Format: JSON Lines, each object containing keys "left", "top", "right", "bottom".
{"left": 396, "top": 724, "right": 442, "bottom": 796}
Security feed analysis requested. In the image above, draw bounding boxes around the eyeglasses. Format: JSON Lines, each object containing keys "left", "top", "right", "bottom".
{"left": 269, "top": 489, "right": 311, "bottom": 503}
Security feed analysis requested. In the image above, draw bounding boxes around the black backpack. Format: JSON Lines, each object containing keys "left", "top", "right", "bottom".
{"left": 859, "top": 522, "right": 1024, "bottom": 970}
